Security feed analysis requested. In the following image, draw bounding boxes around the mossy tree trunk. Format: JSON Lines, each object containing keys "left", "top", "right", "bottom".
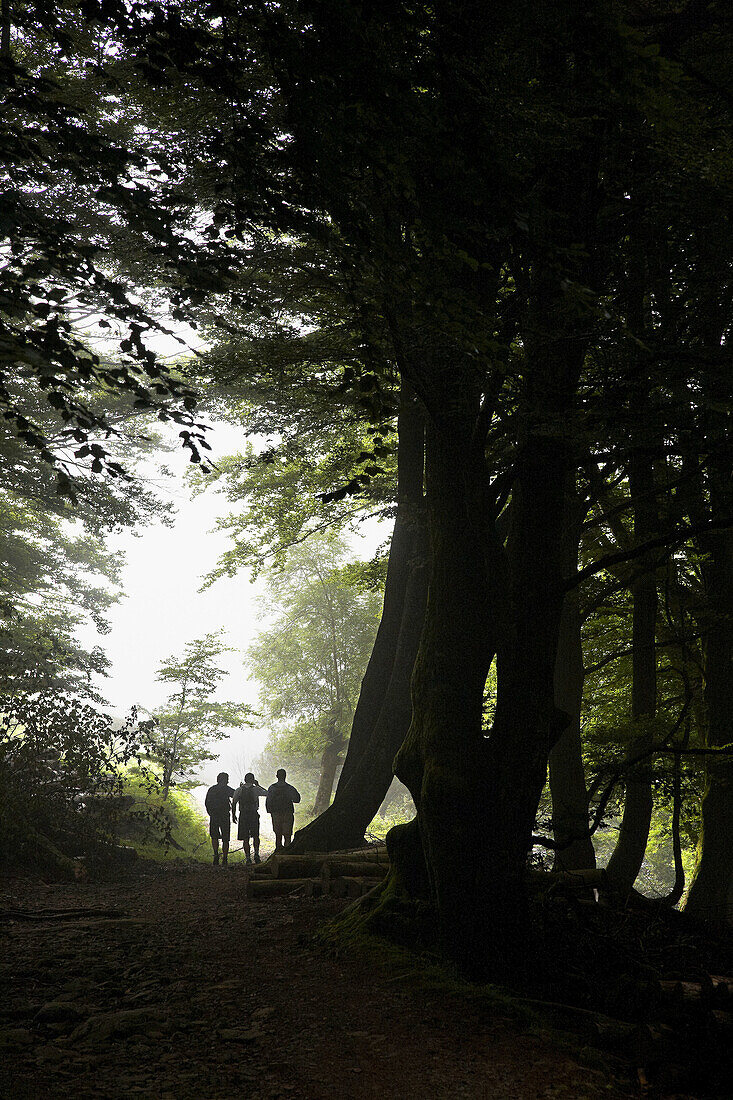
{"left": 393, "top": 366, "right": 575, "bottom": 972}
{"left": 290, "top": 382, "right": 426, "bottom": 852}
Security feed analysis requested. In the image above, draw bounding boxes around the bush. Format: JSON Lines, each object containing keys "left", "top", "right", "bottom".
{"left": 117, "top": 775, "right": 210, "bottom": 861}
{"left": 0, "top": 692, "right": 166, "bottom": 873}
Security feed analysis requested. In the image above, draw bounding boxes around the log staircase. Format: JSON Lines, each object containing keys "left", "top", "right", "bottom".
{"left": 245, "top": 844, "right": 389, "bottom": 900}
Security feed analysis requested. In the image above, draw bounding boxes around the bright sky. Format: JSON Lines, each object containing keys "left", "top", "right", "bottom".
{"left": 77, "top": 417, "right": 388, "bottom": 795}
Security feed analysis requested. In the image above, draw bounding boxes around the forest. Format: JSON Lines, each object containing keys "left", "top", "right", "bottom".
{"left": 2, "top": 1, "right": 733, "bottom": 1097}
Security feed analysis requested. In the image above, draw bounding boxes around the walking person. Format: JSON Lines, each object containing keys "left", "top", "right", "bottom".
{"left": 205, "top": 771, "right": 235, "bottom": 866}
{"left": 232, "top": 772, "right": 267, "bottom": 864}
{"left": 266, "top": 769, "right": 301, "bottom": 851}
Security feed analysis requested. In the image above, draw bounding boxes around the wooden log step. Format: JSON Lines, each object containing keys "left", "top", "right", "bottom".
{"left": 270, "top": 855, "right": 332, "bottom": 879}
{"left": 246, "top": 877, "right": 319, "bottom": 899}
{"left": 292, "top": 846, "right": 389, "bottom": 862}
{"left": 322, "top": 860, "right": 388, "bottom": 879}
{"left": 332, "top": 846, "right": 388, "bottom": 861}
{"left": 268, "top": 854, "right": 390, "bottom": 879}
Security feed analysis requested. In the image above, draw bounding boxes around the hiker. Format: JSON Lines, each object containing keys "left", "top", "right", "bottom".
{"left": 266, "top": 768, "right": 301, "bottom": 851}
{"left": 232, "top": 772, "right": 267, "bottom": 864}
{"left": 205, "top": 771, "right": 236, "bottom": 866}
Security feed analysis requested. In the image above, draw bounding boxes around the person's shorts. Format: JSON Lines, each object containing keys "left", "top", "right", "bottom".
{"left": 270, "top": 811, "right": 294, "bottom": 836}
{"left": 209, "top": 813, "right": 231, "bottom": 842}
{"left": 238, "top": 811, "right": 259, "bottom": 840}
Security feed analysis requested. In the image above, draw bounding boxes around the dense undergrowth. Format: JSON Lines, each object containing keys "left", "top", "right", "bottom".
{"left": 0, "top": 692, "right": 216, "bottom": 873}
{"left": 113, "top": 775, "right": 210, "bottom": 862}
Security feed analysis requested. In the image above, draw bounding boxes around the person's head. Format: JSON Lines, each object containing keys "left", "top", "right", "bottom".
{"left": 244, "top": 772, "right": 255, "bottom": 785}
{"left": 217, "top": 771, "right": 229, "bottom": 784}
{"left": 276, "top": 768, "right": 286, "bottom": 781}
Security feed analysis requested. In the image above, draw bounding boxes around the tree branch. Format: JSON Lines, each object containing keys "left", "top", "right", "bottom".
{"left": 566, "top": 516, "right": 733, "bottom": 591}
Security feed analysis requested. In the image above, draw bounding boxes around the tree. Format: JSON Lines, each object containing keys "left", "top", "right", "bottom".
{"left": 0, "top": 365, "right": 179, "bottom": 699}
{"left": 290, "top": 379, "right": 427, "bottom": 851}
{"left": 121, "top": 0, "right": 733, "bottom": 969}
{"left": 0, "top": 0, "right": 236, "bottom": 492}
{"left": 247, "top": 534, "right": 382, "bottom": 814}
{"left": 144, "top": 632, "right": 252, "bottom": 798}
{"left": 0, "top": 691, "right": 156, "bottom": 872}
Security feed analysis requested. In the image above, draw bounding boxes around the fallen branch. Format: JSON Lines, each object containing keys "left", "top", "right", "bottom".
{"left": 0, "top": 906, "right": 128, "bottom": 922}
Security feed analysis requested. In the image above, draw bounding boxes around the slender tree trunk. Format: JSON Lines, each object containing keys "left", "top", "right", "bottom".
{"left": 311, "top": 718, "right": 345, "bottom": 817}
{"left": 1, "top": 0, "right": 11, "bottom": 59}
{"left": 298, "top": 537, "right": 428, "bottom": 848}
{"left": 606, "top": 450, "right": 658, "bottom": 892}
{"left": 685, "top": 521, "right": 733, "bottom": 924}
{"left": 549, "top": 484, "right": 595, "bottom": 870}
{"left": 289, "top": 381, "right": 425, "bottom": 852}
{"left": 550, "top": 585, "right": 596, "bottom": 870}
{"left": 335, "top": 378, "right": 424, "bottom": 792}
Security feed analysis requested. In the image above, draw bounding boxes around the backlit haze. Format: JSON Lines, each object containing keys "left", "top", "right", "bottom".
{"left": 76, "top": 416, "right": 386, "bottom": 805}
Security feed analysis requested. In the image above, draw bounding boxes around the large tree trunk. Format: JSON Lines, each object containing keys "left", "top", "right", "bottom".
{"left": 392, "top": 407, "right": 571, "bottom": 974}
{"left": 685, "top": 518, "right": 733, "bottom": 924}
{"left": 295, "top": 548, "right": 428, "bottom": 849}
{"left": 289, "top": 382, "right": 426, "bottom": 852}
{"left": 392, "top": 413, "right": 500, "bottom": 970}
{"left": 387, "top": 247, "right": 585, "bottom": 973}
{"left": 606, "top": 449, "right": 658, "bottom": 893}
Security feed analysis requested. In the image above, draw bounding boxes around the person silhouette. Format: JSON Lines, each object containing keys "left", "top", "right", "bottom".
{"left": 204, "top": 771, "right": 235, "bottom": 866}
{"left": 232, "top": 772, "right": 267, "bottom": 864}
{"left": 265, "top": 769, "right": 301, "bottom": 850}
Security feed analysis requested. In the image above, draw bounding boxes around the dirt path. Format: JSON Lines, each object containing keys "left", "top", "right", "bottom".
{"left": 0, "top": 861, "right": 637, "bottom": 1100}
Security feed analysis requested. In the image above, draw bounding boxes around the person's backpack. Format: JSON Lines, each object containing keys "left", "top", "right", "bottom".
{"left": 268, "top": 783, "right": 293, "bottom": 813}
{"left": 240, "top": 785, "right": 260, "bottom": 812}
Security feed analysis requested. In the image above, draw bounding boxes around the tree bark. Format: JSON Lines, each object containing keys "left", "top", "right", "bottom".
{"left": 389, "top": 394, "right": 572, "bottom": 973}
{"left": 392, "top": 413, "right": 502, "bottom": 971}
{"left": 550, "top": 488, "right": 595, "bottom": 871}
{"left": 310, "top": 719, "right": 345, "bottom": 818}
{"left": 606, "top": 449, "right": 658, "bottom": 893}
{"left": 292, "top": 526, "right": 428, "bottom": 850}
{"left": 685, "top": 519, "right": 733, "bottom": 925}
{"left": 387, "top": 253, "right": 585, "bottom": 974}
{"left": 289, "top": 381, "right": 426, "bottom": 852}
{"left": 1, "top": 0, "right": 10, "bottom": 59}
{"left": 550, "top": 585, "right": 596, "bottom": 870}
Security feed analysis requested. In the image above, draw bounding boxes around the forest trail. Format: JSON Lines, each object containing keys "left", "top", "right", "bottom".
{"left": 0, "top": 861, "right": 637, "bottom": 1100}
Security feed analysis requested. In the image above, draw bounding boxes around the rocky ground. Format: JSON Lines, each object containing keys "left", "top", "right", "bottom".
{"left": 1, "top": 859, "right": 645, "bottom": 1099}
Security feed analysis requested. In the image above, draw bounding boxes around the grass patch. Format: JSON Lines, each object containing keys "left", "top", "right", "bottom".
{"left": 116, "top": 775, "right": 211, "bottom": 861}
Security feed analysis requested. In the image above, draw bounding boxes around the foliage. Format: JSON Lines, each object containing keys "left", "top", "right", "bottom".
{"left": 142, "top": 631, "right": 253, "bottom": 797}
{"left": 0, "top": 691, "right": 161, "bottom": 868}
{"left": 115, "top": 772, "right": 211, "bottom": 862}
{"left": 194, "top": 419, "right": 395, "bottom": 584}
{"left": 0, "top": 0, "right": 260, "bottom": 494}
{"left": 247, "top": 533, "right": 382, "bottom": 808}
{"left": 0, "top": 381, "right": 179, "bottom": 699}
